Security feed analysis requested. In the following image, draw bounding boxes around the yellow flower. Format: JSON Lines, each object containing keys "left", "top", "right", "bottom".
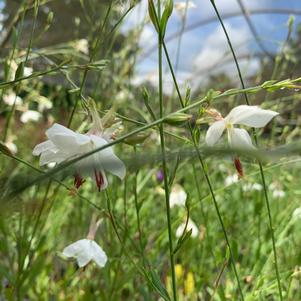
{"left": 184, "top": 272, "right": 195, "bottom": 295}
{"left": 175, "top": 264, "right": 184, "bottom": 280}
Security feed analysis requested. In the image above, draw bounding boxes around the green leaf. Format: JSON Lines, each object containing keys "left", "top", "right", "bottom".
{"left": 173, "top": 228, "right": 192, "bottom": 254}
{"left": 149, "top": 270, "right": 171, "bottom": 301}
{"left": 160, "top": 0, "right": 173, "bottom": 38}
{"left": 14, "top": 62, "right": 24, "bottom": 80}
{"left": 148, "top": 0, "right": 159, "bottom": 33}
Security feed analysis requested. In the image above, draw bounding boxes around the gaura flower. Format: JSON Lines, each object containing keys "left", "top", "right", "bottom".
{"left": 169, "top": 184, "right": 187, "bottom": 208}
{"left": 20, "top": 110, "right": 42, "bottom": 123}
{"left": 242, "top": 182, "right": 262, "bottom": 192}
{"left": 206, "top": 105, "right": 279, "bottom": 149}
{"left": 176, "top": 218, "right": 199, "bottom": 238}
{"left": 224, "top": 174, "right": 239, "bottom": 186}
{"left": 32, "top": 123, "right": 126, "bottom": 191}
{"left": 292, "top": 208, "right": 301, "bottom": 220}
{"left": 3, "top": 92, "right": 23, "bottom": 106}
{"left": 269, "top": 182, "right": 285, "bottom": 199}
{"left": 62, "top": 239, "right": 107, "bottom": 268}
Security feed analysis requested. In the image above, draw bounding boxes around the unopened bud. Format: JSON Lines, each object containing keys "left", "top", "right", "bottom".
{"left": 164, "top": 113, "right": 192, "bottom": 125}
{"left": 206, "top": 108, "right": 223, "bottom": 121}
{"left": 124, "top": 132, "right": 151, "bottom": 145}
{"left": 234, "top": 157, "right": 243, "bottom": 178}
{"left": 47, "top": 11, "right": 54, "bottom": 25}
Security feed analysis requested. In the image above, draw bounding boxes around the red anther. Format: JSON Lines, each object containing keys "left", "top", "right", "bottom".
{"left": 234, "top": 157, "right": 243, "bottom": 177}
{"left": 94, "top": 170, "right": 104, "bottom": 191}
{"left": 74, "top": 174, "right": 86, "bottom": 189}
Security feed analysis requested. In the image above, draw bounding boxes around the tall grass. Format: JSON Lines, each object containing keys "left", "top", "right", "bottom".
{"left": 0, "top": 0, "right": 301, "bottom": 300}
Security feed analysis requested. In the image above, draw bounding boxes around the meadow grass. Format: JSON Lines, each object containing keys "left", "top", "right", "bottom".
{"left": 0, "top": 0, "right": 301, "bottom": 300}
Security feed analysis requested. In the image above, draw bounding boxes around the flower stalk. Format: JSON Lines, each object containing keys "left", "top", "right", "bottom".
{"left": 208, "top": 1, "right": 283, "bottom": 299}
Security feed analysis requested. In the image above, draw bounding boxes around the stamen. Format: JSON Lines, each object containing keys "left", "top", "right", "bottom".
{"left": 234, "top": 158, "right": 243, "bottom": 177}
{"left": 74, "top": 174, "right": 86, "bottom": 189}
{"left": 94, "top": 170, "right": 104, "bottom": 191}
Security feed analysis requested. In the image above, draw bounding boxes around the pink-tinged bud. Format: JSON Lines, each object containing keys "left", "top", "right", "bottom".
{"left": 206, "top": 108, "right": 223, "bottom": 121}
{"left": 74, "top": 174, "right": 85, "bottom": 189}
{"left": 234, "top": 158, "right": 243, "bottom": 178}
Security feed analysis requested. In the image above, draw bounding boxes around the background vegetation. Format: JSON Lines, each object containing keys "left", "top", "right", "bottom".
{"left": 0, "top": 0, "right": 301, "bottom": 300}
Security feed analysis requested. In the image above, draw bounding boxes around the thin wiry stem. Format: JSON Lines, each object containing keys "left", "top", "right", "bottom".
{"left": 236, "top": 0, "right": 273, "bottom": 59}
{"left": 149, "top": 0, "right": 246, "bottom": 294}
{"left": 209, "top": 1, "right": 283, "bottom": 299}
{"left": 67, "top": 1, "right": 113, "bottom": 127}
{"left": 140, "top": 8, "right": 301, "bottom": 62}
{"left": 156, "top": 1, "right": 177, "bottom": 299}
{"left": 160, "top": 36, "right": 245, "bottom": 301}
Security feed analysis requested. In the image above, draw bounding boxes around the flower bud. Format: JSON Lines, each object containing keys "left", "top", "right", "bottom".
{"left": 124, "top": 132, "right": 151, "bottom": 145}
{"left": 164, "top": 113, "right": 192, "bottom": 125}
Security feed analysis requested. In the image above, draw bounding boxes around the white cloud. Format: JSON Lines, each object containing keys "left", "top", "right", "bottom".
{"left": 194, "top": 23, "right": 249, "bottom": 69}
{"left": 139, "top": 25, "right": 156, "bottom": 47}
{"left": 191, "top": 22, "right": 259, "bottom": 84}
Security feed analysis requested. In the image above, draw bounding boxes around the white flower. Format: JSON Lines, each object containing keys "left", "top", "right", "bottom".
{"left": 24, "top": 66, "right": 33, "bottom": 77}
{"left": 62, "top": 239, "right": 107, "bottom": 268}
{"left": 175, "top": 1, "right": 196, "bottom": 14}
{"left": 272, "top": 189, "right": 285, "bottom": 199}
{"left": 176, "top": 218, "right": 199, "bottom": 238}
{"left": 292, "top": 208, "right": 301, "bottom": 220}
{"left": 75, "top": 39, "right": 89, "bottom": 55}
{"left": 269, "top": 182, "right": 285, "bottom": 199}
{"left": 5, "top": 141, "right": 18, "bottom": 155}
{"left": 37, "top": 96, "right": 53, "bottom": 112}
{"left": 206, "top": 105, "right": 279, "bottom": 149}
{"left": 224, "top": 174, "right": 239, "bottom": 186}
{"left": 169, "top": 184, "right": 187, "bottom": 208}
{"left": 3, "top": 92, "right": 23, "bottom": 106}
{"left": 242, "top": 183, "right": 263, "bottom": 192}
{"left": 32, "top": 123, "right": 126, "bottom": 191}
{"left": 20, "top": 110, "right": 42, "bottom": 123}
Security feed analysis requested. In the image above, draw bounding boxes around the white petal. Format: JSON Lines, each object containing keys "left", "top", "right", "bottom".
{"left": 169, "top": 184, "right": 187, "bottom": 208}
{"left": 91, "top": 135, "right": 126, "bottom": 180}
{"left": 62, "top": 239, "right": 92, "bottom": 268}
{"left": 39, "top": 150, "right": 67, "bottom": 166}
{"left": 225, "top": 105, "right": 279, "bottom": 128}
{"left": 90, "top": 241, "right": 107, "bottom": 267}
{"left": 90, "top": 135, "right": 114, "bottom": 157}
{"left": 175, "top": 219, "right": 199, "bottom": 238}
{"left": 32, "top": 140, "right": 57, "bottom": 156}
{"left": 91, "top": 170, "right": 108, "bottom": 191}
{"left": 20, "top": 110, "right": 41, "bottom": 123}
{"left": 205, "top": 120, "right": 226, "bottom": 146}
{"left": 50, "top": 134, "right": 80, "bottom": 150}
{"left": 228, "top": 128, "right": 255, "bottom": 149}
{"left": 100, "top": 155, "right": 126, "bottom": 180}
{"left": 46, "top": 123, "right": 76, "bottom": 139}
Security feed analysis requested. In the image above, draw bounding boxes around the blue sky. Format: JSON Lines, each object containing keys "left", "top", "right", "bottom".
{"left": 122, "top": 0, "right": 301, "bottom": 93}
{"left": 1, "top": 0, "right": 300, "bottom": 93}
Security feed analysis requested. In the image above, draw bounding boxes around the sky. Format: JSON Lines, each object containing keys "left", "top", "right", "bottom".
{"left": 121, "top": 0, "right": 301, "bottom": 93}
{"left": 0, "top": 0, "right": 301, "bottom": 94}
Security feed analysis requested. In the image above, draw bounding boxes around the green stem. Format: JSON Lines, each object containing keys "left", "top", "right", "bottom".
{"left": 157, "top": 1, "right": 177, "bottom": 300}
{"left": 161, "top": 38, "right": 245, "bottom": 301}
{"left": 133, "top": 146, "right": 145, "bottom": 265}
{"left": 209, "top": 1, "right": 283, "bottom": 299}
